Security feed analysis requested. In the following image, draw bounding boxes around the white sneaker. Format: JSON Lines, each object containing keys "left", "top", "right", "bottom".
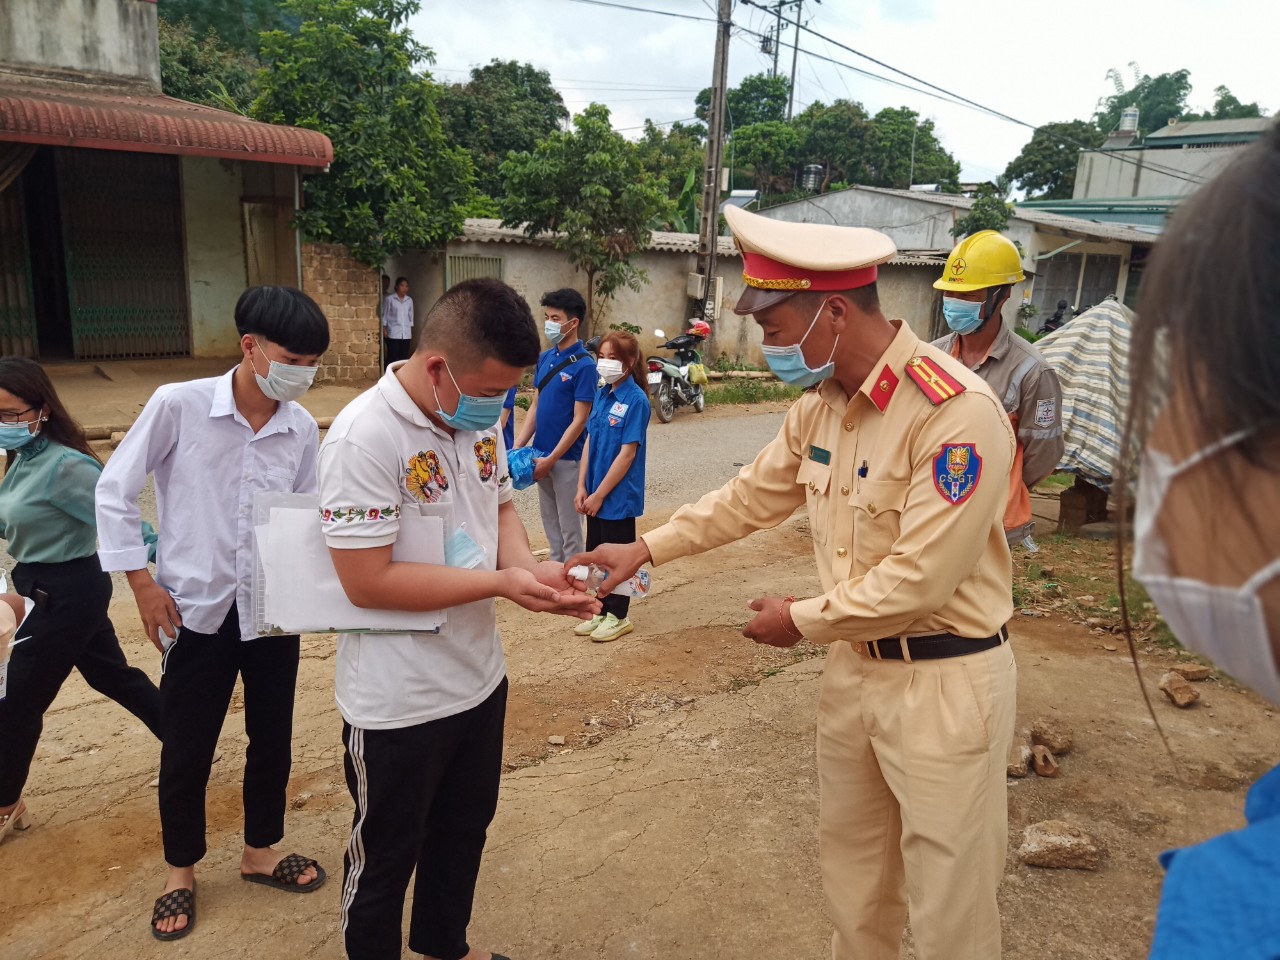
{"left": 590, "top": 613, "right": 633, "bottom": 643}
{"left": 575, "top": 614, "right": 605, "bottom": 637}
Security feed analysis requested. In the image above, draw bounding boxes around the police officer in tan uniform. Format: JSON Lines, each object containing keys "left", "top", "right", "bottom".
{"left": 570, "top": 205, "right": 1017, "bottom": 960}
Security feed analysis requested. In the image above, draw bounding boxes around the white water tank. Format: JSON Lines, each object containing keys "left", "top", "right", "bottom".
{"left": 1119, "top": 106, "right": 1140, "bottom": 132}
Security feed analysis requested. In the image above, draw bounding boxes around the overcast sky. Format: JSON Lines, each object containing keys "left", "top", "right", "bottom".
{"left": 409, "top": 0, "right": 1273, "bottom": 184}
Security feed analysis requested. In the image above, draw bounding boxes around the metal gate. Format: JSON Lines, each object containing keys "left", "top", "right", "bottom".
{"left": 56, "top": 149, "right": 190, "bottom": 359}
{"left": 444, "top": 254, "right": 504, "bottom": 289}
{"left": 0, "top": 179, "right": 37, "bottom": 358}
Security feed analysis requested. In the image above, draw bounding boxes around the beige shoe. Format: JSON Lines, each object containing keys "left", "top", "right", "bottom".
{"left": 590, "top": 614, "right": 633, "bottom": 643}
{"left": 574, "top": 614, "right": 605, "bottom": 637}
{"left": 0, "top": 799, "right": 31, "bottom": 843}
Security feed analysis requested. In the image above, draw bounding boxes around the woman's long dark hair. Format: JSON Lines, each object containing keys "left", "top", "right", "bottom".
{"left": 1115, "top": 123, "right": 1280, "bottom": 765}
{"left": 0, "top": 357, "right": 99, "bottom": 469}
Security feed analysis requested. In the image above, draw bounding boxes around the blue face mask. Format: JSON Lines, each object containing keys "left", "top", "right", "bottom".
{"left": 0, "top": 419, "right": 41, "bottom": 451}
{"left": 433, "top": 361, "right": 506, "bottom": 431}
{"left": 761, "top": 299, "right": 837, "bottom": 388}
{"left": 942, "top": 297, "right": 985, "bottom": 335}
{"left": 545, "top": 319, "right": 571, "bottom": 345}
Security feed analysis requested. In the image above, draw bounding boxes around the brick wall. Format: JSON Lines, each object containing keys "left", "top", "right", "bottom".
{"left": 300, "top": 242, "right": 380, "bottom": 383}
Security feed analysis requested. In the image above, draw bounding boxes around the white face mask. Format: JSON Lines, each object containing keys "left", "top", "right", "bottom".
{"left": 1133, "top": 433, "right": 1280, "bottom": 705}
{"left": 252, "top": 340, "right": 318, "bottom": 402}
{"left": 597, "top": 358, "right": 626, "bottom": 384}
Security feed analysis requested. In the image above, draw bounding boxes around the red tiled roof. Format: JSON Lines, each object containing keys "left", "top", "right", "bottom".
{"left": 0, "top": 80, "right": 332, "bottom": 168}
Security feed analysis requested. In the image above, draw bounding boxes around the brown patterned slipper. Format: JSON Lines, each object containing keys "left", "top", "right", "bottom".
{"left": 151, "top": 885, "right": 196, "bottom": 941}
{"left": 241, "top": 852, "right": 327, "bottom": 893}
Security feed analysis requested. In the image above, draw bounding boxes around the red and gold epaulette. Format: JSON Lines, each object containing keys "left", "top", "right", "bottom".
{"left": 904, "top": 356, "right": 966, "bottom": 406}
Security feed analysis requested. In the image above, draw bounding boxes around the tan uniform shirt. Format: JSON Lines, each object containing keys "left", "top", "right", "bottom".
{"left": 934, "top": 325, "right": 1064, "bottom": 542}
{"left": 644, "top": 321, "right": 1015, "bottom": 644}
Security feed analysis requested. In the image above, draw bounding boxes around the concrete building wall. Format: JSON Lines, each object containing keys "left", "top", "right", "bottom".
{"left": 302, "top": 243, "right": 380, "bottom": 383}
{"left": 181, "top": 156, "right": 247, "bottom": 357}
{"left": 1072, "top": 146, "right": 1243, "bottom": 199}
{"left": 0, "top": 0, "right": 161, "bottom": 88}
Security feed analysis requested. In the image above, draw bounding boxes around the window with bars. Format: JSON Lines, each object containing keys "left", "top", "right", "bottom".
{"left": 444, "top": 255, "right": 504, "bottom": 289}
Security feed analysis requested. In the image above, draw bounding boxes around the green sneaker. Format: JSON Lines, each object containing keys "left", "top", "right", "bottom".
{"left": 574, "top": 614, "right": 605, "bottom": 637}
{"left": 590, "top": 613, "right": 634, "bottom": 643}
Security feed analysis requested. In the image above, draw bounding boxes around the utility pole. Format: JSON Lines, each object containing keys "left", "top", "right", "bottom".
{"left": 785, "top": 0, "right": 819, "bottom": 120}
{"left": 695, "top": 0, "right": 732, "bottom": 328}
{"left": 772, "top": 3, "right": 783, "bottom": 77}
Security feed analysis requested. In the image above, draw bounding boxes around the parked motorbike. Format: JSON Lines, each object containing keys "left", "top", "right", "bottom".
{"left": 647, "top": 322, "right": 709, "bottom": 423}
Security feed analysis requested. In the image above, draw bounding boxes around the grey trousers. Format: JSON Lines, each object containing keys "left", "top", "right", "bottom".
{"left": 537, "top": 458, "right": 584, "bottom": 563}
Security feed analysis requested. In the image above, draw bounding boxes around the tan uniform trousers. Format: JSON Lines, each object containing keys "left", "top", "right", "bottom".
{"left": 818, "top": 638, "right": 1017, "bottom": 960}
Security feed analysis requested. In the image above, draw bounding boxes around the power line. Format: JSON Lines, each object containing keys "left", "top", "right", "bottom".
{"left": 562, "top": 0, "right": 718, "bottom": 23}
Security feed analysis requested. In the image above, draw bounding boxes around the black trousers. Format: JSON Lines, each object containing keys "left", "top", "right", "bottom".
{"left": 340, "top": 678, "right": 508, "bottom": 960}
{"left": 0, "top": 556, "right": 161, "bottom": 806}
{"left": 383, "top": 337, "right": 412, "bottom": 369}
{"left": 158, "top": 603, "right": 300, "bottom": 867}
{"left": 586, "top": 515, "right": 637, "bottom": 619}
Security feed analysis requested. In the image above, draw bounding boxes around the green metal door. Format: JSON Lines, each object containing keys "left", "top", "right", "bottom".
{"left": 0, "top": 178, "right": 37, "bottom": 358}
{"left": 56, "top": 149, "right": 190, "bottom": 359}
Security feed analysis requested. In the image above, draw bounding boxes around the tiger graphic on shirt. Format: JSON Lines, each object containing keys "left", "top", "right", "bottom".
{"left": 405, "top": 450, "right": 448, "bottom": 503}
{"left": 474, "top": 437, "right": 497, "bottom": 482}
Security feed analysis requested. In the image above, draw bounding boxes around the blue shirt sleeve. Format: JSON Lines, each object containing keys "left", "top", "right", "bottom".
{"left": 620, "top": 390, "right": 649, "bottom": 446}
{"left": 572, "top": 357, "right": 599, "bottom": 403}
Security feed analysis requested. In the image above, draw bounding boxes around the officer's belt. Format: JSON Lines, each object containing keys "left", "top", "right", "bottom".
{"left": 859, "top": 625, "right": 1009, "bottom": 662}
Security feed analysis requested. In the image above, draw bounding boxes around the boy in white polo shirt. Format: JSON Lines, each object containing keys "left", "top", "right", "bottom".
{"left": 319, "top": 278, "right": 599, "bottom": 960}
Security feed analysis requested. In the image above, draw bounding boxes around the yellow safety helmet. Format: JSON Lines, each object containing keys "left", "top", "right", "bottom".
{"left": 933, "top": 230, "right": 1025, "bottom": 292}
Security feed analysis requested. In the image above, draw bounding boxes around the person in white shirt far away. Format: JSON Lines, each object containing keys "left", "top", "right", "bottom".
{"left": 383, "top": 276, "right": 414, "bottom": 370}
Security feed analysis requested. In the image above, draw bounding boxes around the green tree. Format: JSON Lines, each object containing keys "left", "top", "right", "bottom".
{"left": 158, "top": 0, "right": 286, "bottom": 54}
{"left": 253, "top": 0, "right": 474, "bottom": 267}
{"left": 158, "top": 16, "right": 260, "bottom": 112}
{"left": 1183, "top": 85, "right": 1268, "bottom": 121}
{"left": 499, "top": 103, "right": 672, "bottom": 335}
{"left": 1095, "top": 68, "right": 1192, "bottom": 135}
{"left": 635, "top": 120, "right": 706, "bottom": 202}
{"left": 1004, "top": 119, "right": 1105, "bottom": 200}
{"left": 952, "top": 181, "right": 1011, "bottom": 238}
{"left": 864, "top": 107, "right": 960, "bottom": 190}
{"left": 794, "top": 99, "right": 873, "bottom": 189}
{"left": 732, "top": 120, "right": 801, "bottom": 195}
{"left": 697, "top": 72, "right": 790, "bottom": 129}
{"left": 435, "top": 60, "right": 569, "bottom": 200}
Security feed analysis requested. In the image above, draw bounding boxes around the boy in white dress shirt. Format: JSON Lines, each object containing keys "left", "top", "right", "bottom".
{"left": 382, "top": 276, "right": 414, "bottom": 369}
{"left": 96, "top": 286, "right": 330, "bottom": 942}
{"left": 320, "top": 278, "right": 598, "bottom": 960}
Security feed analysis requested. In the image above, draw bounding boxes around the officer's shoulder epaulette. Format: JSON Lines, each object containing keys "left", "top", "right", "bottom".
{"left": 904, "top": 355, "right": 967, "bottom": 406}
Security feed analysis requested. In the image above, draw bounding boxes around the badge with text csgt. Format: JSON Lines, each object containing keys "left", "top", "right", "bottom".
{"left": 932, "top": 443, "right": 982, "bottom": 505}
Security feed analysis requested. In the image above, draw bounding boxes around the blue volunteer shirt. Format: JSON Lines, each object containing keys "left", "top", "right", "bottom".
{"left": 533, "top": 341, "right": 596, "bottom": 461}
{"left": 1149, "top": 763, "right": 1280, "bottom": 958}
{"left": 585, "top": 377, "right": 650, "bottom": 520}
{"left": 502, "top": 386, "right": 517, "bottom": 452}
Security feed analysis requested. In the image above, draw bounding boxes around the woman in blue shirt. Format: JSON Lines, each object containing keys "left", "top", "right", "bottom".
{"left": 0, "top": 358, "right": 161, "bottom": 844}
{"left": 574, "top": 331, "right": 651, "bottom": 642}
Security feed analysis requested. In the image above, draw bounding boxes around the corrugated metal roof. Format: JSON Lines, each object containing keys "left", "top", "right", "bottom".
{"left": 0, "top": 78, "right": 333, "bottom": 167}
{"left": 460, "top": 219, "right": 946, "bottom": 268}
{"left": 816, "top": 186, "right": 1159, "bottom": 245}
{"left": 1146, "top": 117, "right": 1272, "bottom": 140}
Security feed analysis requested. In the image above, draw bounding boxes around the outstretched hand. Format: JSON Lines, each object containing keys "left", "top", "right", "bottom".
{"left": 564, "top": 540, "right": 652, "bottom": 597}
{"left": 502, "top": 566, "right": 600, "bottom": 619}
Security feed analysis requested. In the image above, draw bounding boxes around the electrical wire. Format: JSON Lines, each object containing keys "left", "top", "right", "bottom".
{"left": 562, "top": 0, "right": 718, "bottom": 23}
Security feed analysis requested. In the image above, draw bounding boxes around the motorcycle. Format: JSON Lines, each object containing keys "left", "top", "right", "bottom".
{"left": 647, "top": 325, "right": 708, "bottom": 423}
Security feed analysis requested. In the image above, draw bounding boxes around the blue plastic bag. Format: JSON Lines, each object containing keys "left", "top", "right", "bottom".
{"left": 508, "top": 446, "right": 544, "bottom": 491}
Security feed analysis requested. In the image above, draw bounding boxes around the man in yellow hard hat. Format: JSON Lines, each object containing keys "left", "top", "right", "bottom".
{"left": 569, "top": 205, "right": 1017, "bottom": 960}
{"left": 933, "top": 230, "right": 1063, "bottom": 547}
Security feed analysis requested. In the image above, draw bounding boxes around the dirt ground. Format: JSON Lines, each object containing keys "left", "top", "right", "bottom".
{"left": 2, "top": 401, "right": 1278, "bottom": 960}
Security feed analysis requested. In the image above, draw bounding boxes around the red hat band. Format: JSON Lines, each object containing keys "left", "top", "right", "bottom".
{"left": 741, "top": 250, "right": 878, "bottom": 292}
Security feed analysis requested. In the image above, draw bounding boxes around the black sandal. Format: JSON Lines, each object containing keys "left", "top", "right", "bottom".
{"left": 151, "top": 885, "right": 196, "bottom": 941}
{"left": 241, "top": 852, "right": 327, "bottom": 893}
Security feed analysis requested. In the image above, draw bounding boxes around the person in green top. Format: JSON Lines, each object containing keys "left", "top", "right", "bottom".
{"left": 0, "top": 358, "right": 161, "bottom": 844}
